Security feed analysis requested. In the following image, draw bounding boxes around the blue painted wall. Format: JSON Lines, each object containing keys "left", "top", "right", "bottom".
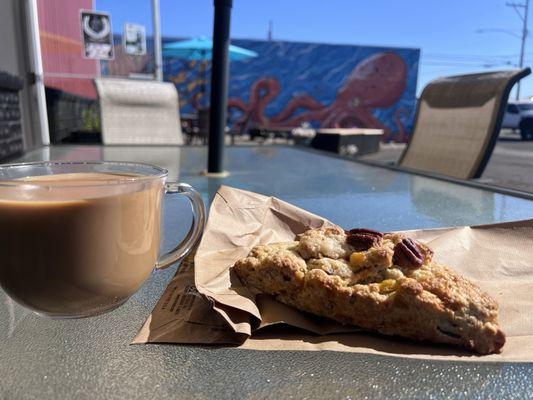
{"left": 164, "top": 38, "right": 419, "bottom": 141}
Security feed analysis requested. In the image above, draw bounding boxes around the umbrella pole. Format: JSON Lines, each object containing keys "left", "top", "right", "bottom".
{"left": 207, "top": 0, "right": 232, "bottom": 173}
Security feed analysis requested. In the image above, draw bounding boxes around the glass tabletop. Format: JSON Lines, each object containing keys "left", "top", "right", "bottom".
{"left": 2, "top": 145, "right": 533, "bottom": 399}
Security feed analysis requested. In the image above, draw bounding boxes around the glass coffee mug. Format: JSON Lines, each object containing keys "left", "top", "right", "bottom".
{"left": 0, "top": 161, "right": 205, "bottom": 318}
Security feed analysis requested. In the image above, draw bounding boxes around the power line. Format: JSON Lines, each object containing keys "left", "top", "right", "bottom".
{"left": 421, "top": 61, "right": 516, "bottom": 67}
{"left": 505, "top": 0, "right": 528, "bottom": 98}
{"left": 423, "top": 52, "right": 533, "bottom": 59}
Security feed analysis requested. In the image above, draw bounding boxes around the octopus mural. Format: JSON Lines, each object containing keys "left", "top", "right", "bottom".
{"left": 160, "top": 38, "right": 419, "bottom": 142}
{"left": 228, "top": 52, "right": 409, "bottom": 141}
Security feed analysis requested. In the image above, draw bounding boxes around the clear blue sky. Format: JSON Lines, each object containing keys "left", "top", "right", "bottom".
{"left": 96, "top": 0, "right": 533, "bottom": 97}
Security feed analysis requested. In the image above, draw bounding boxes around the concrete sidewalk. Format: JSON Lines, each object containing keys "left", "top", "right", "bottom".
{"left": 359, "top": 137, "right": 533, "bottom": 193}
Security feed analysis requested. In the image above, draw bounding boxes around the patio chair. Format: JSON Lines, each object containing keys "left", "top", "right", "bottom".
{"left": 196, "top": 107, "right": 210, "bottom": 144}
{"left": 398, "top": 68, "right": 530, "bottom": 179}
{"left": 94, "top": 77, "right": 183, "bottom": 145}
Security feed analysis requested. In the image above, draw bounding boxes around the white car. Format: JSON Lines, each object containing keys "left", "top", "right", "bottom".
{"left": 501, "top": 100, "right": 533, "bottom": 140}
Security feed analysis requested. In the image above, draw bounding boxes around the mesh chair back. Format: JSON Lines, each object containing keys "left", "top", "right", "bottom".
{"left": 95, "top": 78, "right": 183, "bottom": 145}
{"left": 399, "top": 69, "right": 530, "bottom": 179}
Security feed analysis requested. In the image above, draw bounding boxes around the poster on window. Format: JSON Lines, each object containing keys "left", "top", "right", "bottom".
{"left": 80, "top": 10, "right": 114, "bottom": 60}
{"left": 123, "top": 23, "right": 146, "bottom": 56}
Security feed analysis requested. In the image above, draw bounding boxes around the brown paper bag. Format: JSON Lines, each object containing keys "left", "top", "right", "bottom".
{"left": 134, "top": 186, "right": 533, "bottom": 362}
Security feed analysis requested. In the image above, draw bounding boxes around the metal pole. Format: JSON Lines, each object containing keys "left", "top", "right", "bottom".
{"left": 152, "top": 0, "right": 163, "bottom": 81}
{"left": 207, "top": 0, "right": 232, "bottom": 173}
{"left": 517, "top": 0, "right": 529, "bottom": 99}
{"left": 25, "top": 0, "right": 50, "bottom": 145}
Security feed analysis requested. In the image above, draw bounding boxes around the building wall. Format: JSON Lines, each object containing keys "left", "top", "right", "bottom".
{"left": 0, "top": 0, "right": 43, "bottom": 151}
{"left": 37, "top": 0, "right": 98, "bottom": 99}
{"left": 164, "top": 38, "right": 420, "bottom": 142}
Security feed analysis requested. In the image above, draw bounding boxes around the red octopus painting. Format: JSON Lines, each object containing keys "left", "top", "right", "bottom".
{"left": 228, "top": 52, "right": 409, "bottom": 141}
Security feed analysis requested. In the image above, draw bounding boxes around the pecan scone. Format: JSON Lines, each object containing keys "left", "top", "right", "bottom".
{"left": 233, "top": 227, "right": 505, "bottom": 354}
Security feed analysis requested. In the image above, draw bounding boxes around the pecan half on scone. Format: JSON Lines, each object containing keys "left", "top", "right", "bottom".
{"left": 233, "top": 227, "right": 505, "bottom": 354}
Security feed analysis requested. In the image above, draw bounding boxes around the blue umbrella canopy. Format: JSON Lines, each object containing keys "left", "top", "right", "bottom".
{"left": 163, "top": 37, "right": 258, "bottom": 61}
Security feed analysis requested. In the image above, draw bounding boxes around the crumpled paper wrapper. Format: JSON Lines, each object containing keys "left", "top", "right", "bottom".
{"left": 133, "top": 185, "right": 533, "bottom": 362}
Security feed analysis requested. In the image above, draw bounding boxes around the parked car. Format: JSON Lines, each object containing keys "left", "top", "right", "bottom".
{"left": 501, "top": 100, "right": 533, "bottom": 140}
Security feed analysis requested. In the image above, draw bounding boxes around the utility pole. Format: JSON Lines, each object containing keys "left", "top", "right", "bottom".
{"left": 507, "top": 0, "right": 529, "bottom": 99}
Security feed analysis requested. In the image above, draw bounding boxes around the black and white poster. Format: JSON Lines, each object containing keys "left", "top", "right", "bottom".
{"left": 123, "top": 23, "right": 146, "bottom": 56}
{"left": 80, "top": 10, "right": 114, "bottom": 60}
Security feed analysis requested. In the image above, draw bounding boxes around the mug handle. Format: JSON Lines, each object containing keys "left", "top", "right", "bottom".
{"left": 155, "top": 183, "right": 206, "bottom": 269}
